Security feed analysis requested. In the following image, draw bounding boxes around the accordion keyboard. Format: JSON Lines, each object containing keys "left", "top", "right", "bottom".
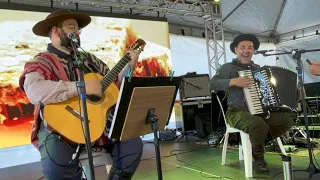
{"left": 238, "top": 70, "right": 264, "bottom": 115}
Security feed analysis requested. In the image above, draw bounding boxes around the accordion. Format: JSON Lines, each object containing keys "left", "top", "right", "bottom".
{"left": 238, "top": 66, "right": 298, "bottom": 115}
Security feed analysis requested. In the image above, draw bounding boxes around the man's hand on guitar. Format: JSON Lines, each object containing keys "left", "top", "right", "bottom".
{"left": 85, "top": 80, "right": 102, "bottom": 97}
{"left": 230, "top": 77, "right": 252, "bottom": 88}
{"left": 126, "top": 49, "right": 140, "bottom": 69}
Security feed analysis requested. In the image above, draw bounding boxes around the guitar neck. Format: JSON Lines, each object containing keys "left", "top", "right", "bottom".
{"left": 101, "top": 55, "right": 131, "bottom": 92}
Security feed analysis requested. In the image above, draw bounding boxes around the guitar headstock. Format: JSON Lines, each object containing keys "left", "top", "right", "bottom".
{"left": 129, "top": 38, "right": 146, "bottom": 53}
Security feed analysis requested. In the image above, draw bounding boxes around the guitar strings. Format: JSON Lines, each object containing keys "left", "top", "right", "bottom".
{"left": 72, "top": 39, "right": 132, "bottom": 101}
{"left": 100, "top": 55, "right": 131, "bottom": 89}
{"left": 86, "top": 56, "right": 131, "bottom": 101}
{"left": 74, "top": 39, "right": 144, "bottom": 102}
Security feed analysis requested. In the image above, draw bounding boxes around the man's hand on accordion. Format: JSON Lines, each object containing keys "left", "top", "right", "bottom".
{"left": 230, "top": 77, "right": 252, "bottom": 88}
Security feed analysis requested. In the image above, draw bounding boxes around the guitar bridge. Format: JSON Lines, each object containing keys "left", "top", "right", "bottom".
{"left": 65, "top": 106, "right": 90, "bottom": 123}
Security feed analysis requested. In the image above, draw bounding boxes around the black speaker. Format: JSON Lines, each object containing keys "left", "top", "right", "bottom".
{"left": 304, "top": 82, "right": 320, "bottom": 97}
{"left": 178, "top": 73, "right": 213, "bottom": 136}
{"left": 181, "top": 102, "right": 212, "bottom": 133}
{"left": 179, "top": 74, "right": 211, "bottom": 99}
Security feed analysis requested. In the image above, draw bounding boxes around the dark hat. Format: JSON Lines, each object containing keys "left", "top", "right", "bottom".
{"left": 230, "top": 34, "right": 260, "bottom": 54}
{"left": 32, "top": 9, "right": 91, "bottom": 37}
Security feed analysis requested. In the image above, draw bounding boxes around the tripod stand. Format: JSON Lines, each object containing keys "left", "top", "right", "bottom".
{"left": 291, "top": 125, "right": 309, "bottom": 143}
{"left": 292, "top": 116, "right": 309, "bottom": 140}
{"left": 264, "top": 48, "right": 320, "bottom": 179}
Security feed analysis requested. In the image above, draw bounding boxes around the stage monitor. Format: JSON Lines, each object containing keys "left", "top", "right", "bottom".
{"left": 304, "top": 82, "right": 320, "bottom": 97}
{"left": 180, "top": 74, "right": 211, "bottom": 99}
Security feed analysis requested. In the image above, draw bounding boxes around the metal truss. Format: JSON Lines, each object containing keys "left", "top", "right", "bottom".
{"left": 204, "top": 2, "right": 226, "bottom": 78}
{"left": 57, "top": 0, "right": 220, "bottom": 18}
{"left": 2, "top": 0, "right": 219, "bottom": 17}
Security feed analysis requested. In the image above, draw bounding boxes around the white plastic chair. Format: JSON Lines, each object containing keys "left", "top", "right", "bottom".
{"left": 216, "top": 95, "right": 287, "bottom": 178}
{"left": 79, "top": 150, "right": 113, "bottom": 180}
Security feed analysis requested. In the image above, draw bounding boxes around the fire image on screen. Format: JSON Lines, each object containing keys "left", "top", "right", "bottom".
{"left": 0, "top": 9, "right": 172, "bottom": 148}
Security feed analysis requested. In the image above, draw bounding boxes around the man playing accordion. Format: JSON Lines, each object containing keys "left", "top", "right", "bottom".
{"left": 210, "top": 34, "right": 294, "bottom": 173}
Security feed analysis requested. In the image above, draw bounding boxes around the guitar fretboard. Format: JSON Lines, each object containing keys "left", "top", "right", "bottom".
{"left": 101, "top": 55, "right": 131, "bottom": 92}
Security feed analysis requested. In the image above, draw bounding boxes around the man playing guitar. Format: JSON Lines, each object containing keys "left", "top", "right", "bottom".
{"left": 19, "top": 9, "right": 143, "bottom": 180}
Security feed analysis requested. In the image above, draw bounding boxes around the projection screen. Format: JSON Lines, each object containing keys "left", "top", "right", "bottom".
{"left": 0, "top": 7, "right": 172, "bottom": 148}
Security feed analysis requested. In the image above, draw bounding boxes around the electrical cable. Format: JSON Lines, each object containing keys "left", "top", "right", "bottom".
{"left": 171, "top": 150, "right": 238, "bottom": 180}
{"left": 140, "top": 145, "right": 238, "bottom": 180}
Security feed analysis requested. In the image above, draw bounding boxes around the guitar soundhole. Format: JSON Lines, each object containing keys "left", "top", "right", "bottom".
{"left": 88, "top": 95, "right": 103, "bottom": 103}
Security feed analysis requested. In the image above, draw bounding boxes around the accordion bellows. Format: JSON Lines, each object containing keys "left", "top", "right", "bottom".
{"left": 238, "top": 66, "right": 298, "bottom": 115}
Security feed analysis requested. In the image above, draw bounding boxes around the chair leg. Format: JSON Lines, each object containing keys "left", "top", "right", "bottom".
{"left": 219, "top": 135, "right": 225, "bottom": 145}
{"left": 240, "top": 132, "right": 253, "bottom": 178}
{"left": 239, "top": 143, "right": 244, "bottom": 161}
{"left": 221, "top": 132, "right": 229, "bottom": 165}
{"left": 277, "top": 137, "right": 287, "bottom": 156}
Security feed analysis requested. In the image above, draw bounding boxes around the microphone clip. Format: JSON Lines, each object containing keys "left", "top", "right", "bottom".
{"left": 68, "top": 32, "right": 78, "bottom": 43}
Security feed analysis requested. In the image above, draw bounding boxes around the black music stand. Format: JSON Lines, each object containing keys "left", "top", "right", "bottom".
{"left": 108, "top": 76, "right": 181, "bottom": 180}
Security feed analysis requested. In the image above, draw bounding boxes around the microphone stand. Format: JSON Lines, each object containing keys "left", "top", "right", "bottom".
{"left": 264, "top": 48, "right": 320, "bottom": 179}
{"left": 70, "top": 40, "right": 96, "bottom": 180}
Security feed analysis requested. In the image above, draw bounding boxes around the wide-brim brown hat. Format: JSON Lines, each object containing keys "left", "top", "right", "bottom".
{"left": 230, "top": 34, "right": 260, "bottom": 54}
{"left": 32, "top": 9, "right": 91, "bottom": 37}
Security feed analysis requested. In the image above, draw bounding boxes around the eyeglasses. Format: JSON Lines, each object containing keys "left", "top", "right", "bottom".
{"left": 67, "top": 24, "right": 82, "bottom": 32}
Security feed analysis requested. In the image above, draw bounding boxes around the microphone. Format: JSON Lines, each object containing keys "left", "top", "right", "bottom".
{"left": 254, "top": 49, "right": 273, "bottom": 55}
{"left": 67, "top": 32, "right": 78, "bottom": 43}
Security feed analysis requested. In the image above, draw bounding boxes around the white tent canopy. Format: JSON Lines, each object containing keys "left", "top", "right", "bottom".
{"left": 221, "top": 0, "right": 320, "bottom": 38}
{"left": 3, "top": 0, "right": 320, "bottom": 41}
{"left": 168, "top": 0, "right": 320, "bottom": 41}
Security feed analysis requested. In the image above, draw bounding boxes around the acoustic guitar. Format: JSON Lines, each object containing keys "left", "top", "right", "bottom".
{"left": 43, "top": 39, "right": 146, "bottom": 144}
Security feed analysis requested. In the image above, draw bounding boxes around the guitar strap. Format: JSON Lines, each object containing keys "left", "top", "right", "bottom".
{"left": 67, "top": 56, "right": 77, "bottom": 81}
{"left": 40, "top": 52, "right": 70, "bottom": 81}
{"left": 79, "top": 51, "right": 101, "bottom": 74}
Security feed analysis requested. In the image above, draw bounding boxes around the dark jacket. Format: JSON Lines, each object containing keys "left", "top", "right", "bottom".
{"left": 210, "top": 58, "right": 260, "bottom": 110}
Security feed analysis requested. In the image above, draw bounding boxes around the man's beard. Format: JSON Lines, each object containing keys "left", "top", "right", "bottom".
{"left": 59, "top": 30, "right": 81, "bottom": 50}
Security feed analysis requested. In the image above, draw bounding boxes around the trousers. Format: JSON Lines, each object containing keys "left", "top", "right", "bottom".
{"left": 225, "top": 106, "right": 294, "bottom": 147}
{"left": 37, "top": 122, "right": 144, "bottom": 180}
